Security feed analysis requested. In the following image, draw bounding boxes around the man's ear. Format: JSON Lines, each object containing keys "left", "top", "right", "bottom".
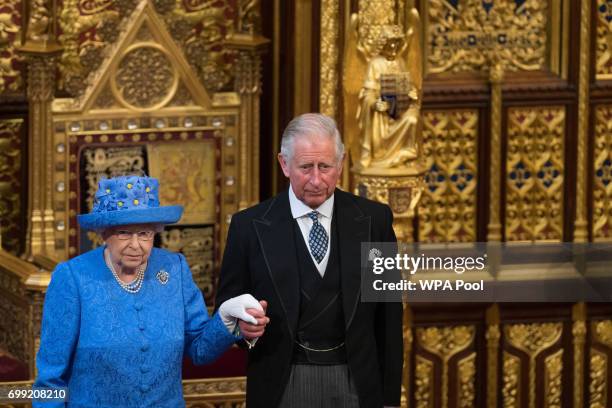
{"left": 278, "top": 153, "right": 291, "bottom": 178}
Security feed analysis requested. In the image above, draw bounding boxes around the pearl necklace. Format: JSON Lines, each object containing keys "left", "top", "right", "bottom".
{"left": 104, "top": 249, "right": 146, "bottom": 293}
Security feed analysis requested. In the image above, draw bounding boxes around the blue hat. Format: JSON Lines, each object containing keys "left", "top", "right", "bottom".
{"left": 77, "top": 176, "right": 184, "bottom": 230}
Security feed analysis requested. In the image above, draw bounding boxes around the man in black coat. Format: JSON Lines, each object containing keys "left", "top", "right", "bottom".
{"left": 216, "top": 113, "right": 403, "bottom": 408}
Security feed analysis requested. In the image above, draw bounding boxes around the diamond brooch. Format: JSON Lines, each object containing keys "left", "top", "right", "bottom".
{"left": 156, "top": 270, "right": 169, "bottom": 285}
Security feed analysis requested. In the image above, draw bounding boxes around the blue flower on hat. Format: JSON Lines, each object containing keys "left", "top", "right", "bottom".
{"left": 78, "top": 175, "right": 183, "bottom": 230}
{"left": 94, "top": 178, "right": 119, "bottom": 212}
{"left": 99, "top": 178, "right": 117, "bottom": 196}
{"left": 113, "top": 184, "right": 129, "bottom": 209}
{"left": 143, "top": 177, "right": 160, "bottom": 207}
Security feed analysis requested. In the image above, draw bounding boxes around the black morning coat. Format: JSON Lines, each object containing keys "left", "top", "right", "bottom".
{"left": 215, "top": 188, "right": 403, "bottom": 408}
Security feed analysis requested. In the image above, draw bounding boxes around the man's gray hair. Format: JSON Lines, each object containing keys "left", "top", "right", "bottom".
{"left": 280, "top": 113, "right": 345, "bottom": 163}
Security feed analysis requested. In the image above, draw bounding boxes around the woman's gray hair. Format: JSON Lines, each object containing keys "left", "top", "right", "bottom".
{"left": 280, "top": 113, "right": 345, "bottom": 163}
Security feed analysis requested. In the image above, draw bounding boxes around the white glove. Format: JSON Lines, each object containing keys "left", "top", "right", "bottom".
{"left": 218, "top": 294, "right": 262, "bottom": 332}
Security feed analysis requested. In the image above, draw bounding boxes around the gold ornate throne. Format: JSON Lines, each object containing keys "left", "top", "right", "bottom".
{"left": 0, "top": 0, "right": 267, "bottom": 405}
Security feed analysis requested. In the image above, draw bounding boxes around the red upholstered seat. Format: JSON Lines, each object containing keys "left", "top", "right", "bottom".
{"left": 182, "top": 345, "right": 247, "bottom": 379}
{"left": 0, "top": 352, "right": 28, "bottom": 381}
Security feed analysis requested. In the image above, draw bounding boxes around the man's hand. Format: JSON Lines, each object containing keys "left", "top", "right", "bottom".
{"left": 218, "top": 294, "right": 263, "bottom": 326}
{"left": 239, "top": 300, "right": 269, "bottom": 340}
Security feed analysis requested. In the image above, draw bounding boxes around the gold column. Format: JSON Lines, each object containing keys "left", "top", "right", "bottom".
{"left": 320, "top": 0, "right": 343, "bottom": 188}
{"left": 293, "top": 0, "right": 313, "bottom": 116}
{"left": 574, "top": 0, "right": 591, "bottom": 242}
{"left": 17, "top": 0, "right": 63, "bottom": 260}
{"left": 486, "top": 304, "right": 500, "bottom": 407}
{"left": 487, "top": 63, "right": 504, "bottom": 242}
{"left": 272, "top": 0, "right": 281, "bottom": 194}
{"left": 320, "top": 0, "right": 339, "bottom": 118}
{"left": 572, "top": 303, "right": 586, "bottom": 408}
{"left": 225, "top": 1, "right": 269, "bottom": 209}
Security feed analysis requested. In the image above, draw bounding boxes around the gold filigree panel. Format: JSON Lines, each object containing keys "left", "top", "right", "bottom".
{"left": 58, "top": 0, "right": 123, "bottom": 96}
{"left": 58, "top": 0, "right": 237, "bottom": 97}
{"left": 593, "top": 320, "right": 612, "bottom": 349}
{"left": 416, "top": 325, "right": 475, "bottom": 408}
{"left": 92, "top": 86, "right": 118, "bottom": 109}
{"left": 544, "top": 349, "right": 563, "bottom": 408}
{"left": 160, "top": 226, "right": 214, "bottom": 301}
{"left": 596, "top": 0, "right": 612, "bottom": 79}
{"left": 56, "top": 2, "right": 215, "bottom": 112}
{"left": 457, "top": 352, "right": 476, "bottom": 407}
{"left": 147, "top": 140, "right": 216, "bottom": 225}
{"left": 112, "top": 44, "right": 179, "bottom": 110}
{"left": 0, "top": 119, "right": 23, "bottom": 255}
{"left": 506, "top": 106, "right": 565, "bottom": 241}
{"left": 418, "top": 325, "right": 475, "bottom": 359}
{"left": 415, "top": 355, "right": 434, "bottom": 408}
{"left": 424, "top": 0, "right": 557, "bottom": 75}
{"left": 0, "top": 0, "right": 23, "bottom": 93}
{"left": 505, "top": 323, "right": 562, "bottom": 355}
{"left": 357, "top": 0, "right": 396, "bottom": 52}
{"left": 149, "top": 0, "right": 235, "bottom": 93}
{"left": 588, "top": 320, "right": 609, "bottom": 408}
{"left": 589, "top": 349, "right": 607, "bottom": 408}
{"left": 502, "top": 351, "right": 521, "bottom": 408}
{"left": 504, "top": 322, "right": 562, "bottom": 408}
{"left": 593, "top": 105, "right": 612, "bottom": 241}
{"left": 419, "top": 110, "right": 478, "bottom": 242}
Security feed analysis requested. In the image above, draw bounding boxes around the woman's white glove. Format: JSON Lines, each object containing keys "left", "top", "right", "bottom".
{"left": 218, "top": 294, "right": 263, "bottom": 332}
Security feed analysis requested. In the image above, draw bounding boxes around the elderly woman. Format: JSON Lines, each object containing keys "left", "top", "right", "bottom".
{"left": 34, "top": 176, "right": 267, "bottom": 407}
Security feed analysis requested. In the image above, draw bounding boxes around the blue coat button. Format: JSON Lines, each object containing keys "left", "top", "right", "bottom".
{"left": 140, "top": 365, "right": 149, "bottom": 373}
{"left": 141, "top": 343, "right": 150, "bottom": 352}
{"left": 140, "top": 385, "right": 149, "bottom": 393}
{"left": 138, "top": 322, "right": 145, "bottom": 331}
{"left": 134, "top": 302, "right": 143, "bottom": 311}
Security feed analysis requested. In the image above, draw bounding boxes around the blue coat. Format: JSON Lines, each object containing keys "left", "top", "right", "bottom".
{"left": 34, "top": 246, "right": 237, "bottom": 407}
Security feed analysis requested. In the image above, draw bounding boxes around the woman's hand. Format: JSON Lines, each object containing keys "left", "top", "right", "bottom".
{"left": 219, "top": 295, "right": 269, "bottom": 339}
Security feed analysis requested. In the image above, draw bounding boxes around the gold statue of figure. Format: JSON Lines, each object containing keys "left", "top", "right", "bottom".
{"left": 344, "top": 6, "right": 422, "bottom": 174}
{"left": 26, "top": 0, "right": 51, "bottom": 43}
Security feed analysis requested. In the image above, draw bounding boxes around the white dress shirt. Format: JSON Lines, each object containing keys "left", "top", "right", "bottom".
{"left": 289, "top": 185, "right": 334, "bottom": 277}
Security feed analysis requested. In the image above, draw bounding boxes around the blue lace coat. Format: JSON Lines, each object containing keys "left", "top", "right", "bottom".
{"left": 34, "top": 246, "right": 237, "bottom": 407}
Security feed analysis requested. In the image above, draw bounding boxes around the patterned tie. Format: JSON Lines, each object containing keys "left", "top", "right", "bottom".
{"left": 307, "top": 211, "right": 328, "bottom": 264}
